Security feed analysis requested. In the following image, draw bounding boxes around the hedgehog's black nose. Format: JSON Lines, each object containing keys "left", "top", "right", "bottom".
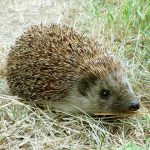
{"left": 130, "top": 100, "right": 140, "bottom": 111}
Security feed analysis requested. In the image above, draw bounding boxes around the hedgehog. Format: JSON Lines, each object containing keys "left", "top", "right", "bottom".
{"left": 6, "top": 24, "right": 140, "bottom": 115}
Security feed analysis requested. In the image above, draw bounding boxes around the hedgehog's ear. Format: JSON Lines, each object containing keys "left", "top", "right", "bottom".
{"left": 78, "top": 75, "right": 97, "bottom": 96}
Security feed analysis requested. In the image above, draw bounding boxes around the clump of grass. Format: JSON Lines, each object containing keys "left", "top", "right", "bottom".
{"left": 0, "top": 0, "right": 149, "bottom": 149}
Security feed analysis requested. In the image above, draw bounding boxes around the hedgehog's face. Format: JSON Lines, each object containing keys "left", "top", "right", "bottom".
{"left": 76, "top": 71, "right": 140, "bottom": 114}
{"left": 52, "top": 67, "right": 140, "bottom": 115}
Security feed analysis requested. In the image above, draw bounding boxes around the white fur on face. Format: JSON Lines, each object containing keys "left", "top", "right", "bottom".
{"left": 52, "top": 71, "right": 137, "bottom": 114}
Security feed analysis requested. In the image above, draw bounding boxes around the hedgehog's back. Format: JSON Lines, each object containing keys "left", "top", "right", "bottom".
{"left": 6, "top": 24, "right": 101, "bottom": 101}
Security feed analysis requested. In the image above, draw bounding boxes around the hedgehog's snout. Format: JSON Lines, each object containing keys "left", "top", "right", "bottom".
{"left": 129, "top": 100, "right": 140, "bottom": 111}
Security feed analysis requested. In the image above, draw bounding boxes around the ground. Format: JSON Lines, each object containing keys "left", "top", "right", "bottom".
{"left": 0, "top": 0, "right": 149, "bottom": 149}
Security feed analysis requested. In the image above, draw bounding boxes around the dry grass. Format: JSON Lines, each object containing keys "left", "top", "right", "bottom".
{"left": 0, "top": 0, "right": 149, "bottom": 149}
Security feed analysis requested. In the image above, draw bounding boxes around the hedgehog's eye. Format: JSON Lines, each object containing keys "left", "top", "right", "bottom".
{"left": 99, "top": 89, "right": 111, "bottom": 99}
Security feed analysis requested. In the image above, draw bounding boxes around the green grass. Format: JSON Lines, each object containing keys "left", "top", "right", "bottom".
{"left": 0, "top": 0, "right": 149, "bottom": 149}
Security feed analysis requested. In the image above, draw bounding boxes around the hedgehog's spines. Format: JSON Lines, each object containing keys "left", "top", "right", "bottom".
{"left": 7, "top": 24, "right": 121, "bottom": 102}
